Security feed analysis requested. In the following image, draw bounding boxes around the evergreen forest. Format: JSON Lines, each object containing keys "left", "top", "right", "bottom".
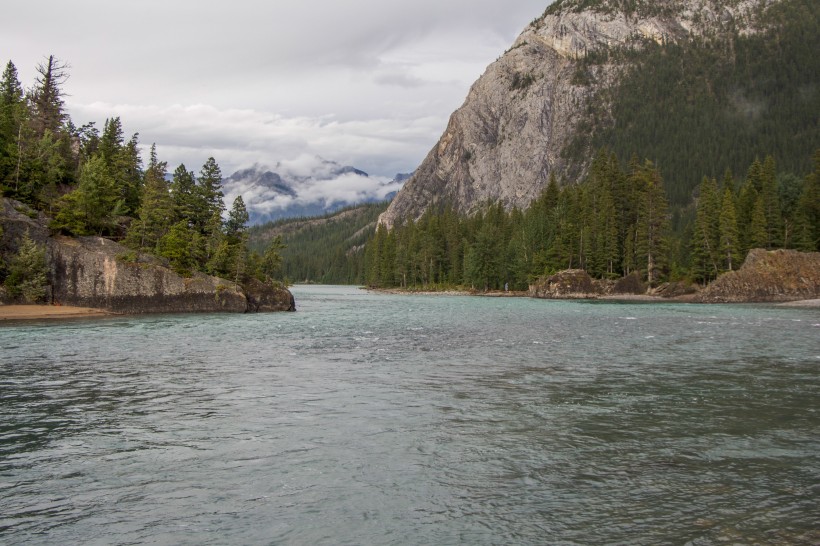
{"left": 0, "top": 56, "right": 284, "bottom": 289}
{"left": 362, "top": 151, "right": 820, "bottom": 291}
{"left": 564, "top": 0, "right": 819, "bottom": 205}
{"left": 248, "top": 203, "right": 386, "bottom": 285}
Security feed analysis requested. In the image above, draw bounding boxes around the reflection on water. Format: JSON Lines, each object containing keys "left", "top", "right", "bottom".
{"left": 1, "top": 285, "right": 818, "bottom": 545}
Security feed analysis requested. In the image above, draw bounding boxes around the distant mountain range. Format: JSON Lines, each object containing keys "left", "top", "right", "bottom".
{"left": 221, "top": 157, "right": 410, "bottom": 225}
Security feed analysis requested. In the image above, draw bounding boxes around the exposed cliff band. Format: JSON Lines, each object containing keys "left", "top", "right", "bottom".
{"left": 379, "top": 0, "right": 773, "bottom": 228}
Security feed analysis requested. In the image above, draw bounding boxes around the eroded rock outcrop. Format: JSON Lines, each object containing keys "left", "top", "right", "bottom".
{"left": 49, "top": 236, "right": 251, "bottom": 313}
{"left": 244, "top": 277, "right": 296, "bottom": 313}
{"left": 1, "top": 198, "right": 295, "bottom": 313}
{"left": 695, "top": 249, "right": 820, "bottom": 303}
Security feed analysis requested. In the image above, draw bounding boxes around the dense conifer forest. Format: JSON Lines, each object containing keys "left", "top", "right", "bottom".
{"left": 564, "top": 0, "right": 819, "bottom": 204}
{"left": 0, "top": 56, "right": 284, "bottom": 289}
{"left": 363, "top": 151, "right": 819, "bottom": 290}
{"left": 248, "top": 203, "right": 386, "bottom": 284}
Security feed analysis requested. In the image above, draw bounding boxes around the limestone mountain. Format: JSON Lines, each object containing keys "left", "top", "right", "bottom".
{"left": 379, "top": 0, "right": 818, "bottom": 228}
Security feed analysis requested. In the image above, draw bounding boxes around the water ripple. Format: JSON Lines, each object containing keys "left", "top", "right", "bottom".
{"left": 1, "top": 286, "right": 818, "bottom": 545}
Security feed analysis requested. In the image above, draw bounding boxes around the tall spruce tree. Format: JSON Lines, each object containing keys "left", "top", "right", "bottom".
{"left": 126, "top": 144, "right": 173, "bottom": 250}
{"left": 759, "top": 155, "right": 783, "bottom": 248}
{"left": 28, "top": 55, "right": 68, "bottom": 138}
{"left": 633, "top": 160, "right": 669, "bottom": 286}
{"left": 718, "top": 187, "right": 741, "bottom": 271}
{"left": 232, "top": 196, "right": 250, "bottom": 283}
{"left": 0, "top": 61, "right": 25, "bottom": 190}
{"left": 748, "top": 196, "right": 769, "bottom": 249}
{"left": 197, "top": 157, "right": 225, "bottom": 224}
{"left": 170, "top": 164, "right": 197, "bottom": 224}
{"left": 691, "top": 177, "right": 721, "bottom": 283}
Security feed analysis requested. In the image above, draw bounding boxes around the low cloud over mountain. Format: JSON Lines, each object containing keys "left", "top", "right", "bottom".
{"left": 222, "top": 155, "right": 409, "bottom": 224}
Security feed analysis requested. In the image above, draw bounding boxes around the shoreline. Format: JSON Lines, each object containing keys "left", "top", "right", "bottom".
{"left": 776, "top": 298, "right": 820, "bottom": 308}
{"left": 0, "top": 305, "right": 114, "bottom": 322}
{"left": 366, "top": 287, "right": 528, "bottom": 297}
{"left": 364, "top": 287, "right": 820, "bottom": 307}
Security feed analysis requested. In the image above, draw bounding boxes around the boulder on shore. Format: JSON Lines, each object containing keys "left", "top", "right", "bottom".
{"left": 529, "top": 269, "right": 603, "bottom": 299}
{"left": 694, "top": 249, "right": 820, "bottom": 303}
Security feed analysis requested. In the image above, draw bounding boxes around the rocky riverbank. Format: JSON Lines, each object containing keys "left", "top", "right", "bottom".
{"left": 693, "top": 249, "right": 820, "bottom": 303}
{"left": 1, "top": 198, "right": 295, "bottom": 314}
{"left": 528, "top": 249, "right": 820, "bottom": 304}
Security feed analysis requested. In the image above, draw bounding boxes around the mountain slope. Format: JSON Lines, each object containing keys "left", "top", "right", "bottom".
{"left": 249, "top": 202, "right": 388, "bottom": 284}
{"left": 379, "top": 0, "right": 818, "bottom": 227}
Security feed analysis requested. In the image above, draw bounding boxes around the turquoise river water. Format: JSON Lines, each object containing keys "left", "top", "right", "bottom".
{"left": 1, "top": 285, "right": 818, "bottom": 545}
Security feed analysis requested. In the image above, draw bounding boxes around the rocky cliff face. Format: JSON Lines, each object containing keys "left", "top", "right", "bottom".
{"left": 49, "top": 235, "right": 253, "bottom": 313}
{"left": 695, "top": 249, "right": 820, "bottom": 303}
{"left": 1, "top": 198, "right": 295, "bottom": 313}
{"left": 379, "top": 0, "right": 770, "bottom": 228}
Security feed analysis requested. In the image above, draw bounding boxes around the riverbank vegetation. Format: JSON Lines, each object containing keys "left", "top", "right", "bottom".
{"left": 0, "top": 56, "right": 284, "bottom": 287}
{"left": 364, "top": 151, "right": 819, "bottom": 291}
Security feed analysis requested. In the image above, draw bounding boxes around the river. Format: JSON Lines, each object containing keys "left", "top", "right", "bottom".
{"left": 1, "top": 285, "right": 818, "bottom": 545}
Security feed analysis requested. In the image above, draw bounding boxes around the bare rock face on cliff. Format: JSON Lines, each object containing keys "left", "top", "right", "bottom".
{"left": 379, "top": 0, "right": 770, "bottom": 228}
{"left": 695, "top": 249, "right": 820, "bottom": 303}
{"left": 49, "top": 236, "right": 250, "bottom": 313}
{"left": 1, "top": 198, "right": 295, "bottom": 313}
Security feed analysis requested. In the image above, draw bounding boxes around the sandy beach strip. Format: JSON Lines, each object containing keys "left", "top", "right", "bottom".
{"left": 0, "top": 305, "right": 113, "bottom": 321}
{"left": 776, "top": 298, "right": 820, "bottom": 308}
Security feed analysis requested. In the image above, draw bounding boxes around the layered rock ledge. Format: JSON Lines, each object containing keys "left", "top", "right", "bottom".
{"left": 1, "top": 198, "right": 295, "bottom": 314}
{"left": 694, "top": 249, "right": 820, "bottom": 303}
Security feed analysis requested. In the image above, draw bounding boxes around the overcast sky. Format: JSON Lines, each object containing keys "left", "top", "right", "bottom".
{"left": 8, "top": 0, "right": 549, "bottom": 176}
{"left": 4, "top": 0, "right": 547, "bottom": 179}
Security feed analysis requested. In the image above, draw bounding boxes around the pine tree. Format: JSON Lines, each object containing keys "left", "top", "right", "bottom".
{"left": 595, "top": 185, "right": 619, "bottom": 277}
{"left": 748, "top": 195, "right": 769, "bottom": 249}
{"left": 98, "top": 118, "right": 142, "bottom": 215}
{"left": 759, "top": 155, "right": 782, "bottom": 248}
{"left": 691, "top": 177, "right": 721, "bottom": 283}
{"left": 226, "top": 196, "right": 249, "bottom": 241}
{"left": 120, "top": 133, "right": 143, "bottom": 214}
{"left": 0, "top": 61, "right": 25, "bottom": 190}
{"left": 465, "top": 215, "right": 502, "bottom": 292}
{"left": 718, "top": 187, "right": 741, "bottom": 271}
{"left": 98, "top": 117, "right": 124, "bottom": 165}
{"left": 157, "top": 220, "right": 198, "bottom": 276}
{"left": 366, "top": 224, "right": 386, "bottom": 286}
{"left": 125, "top": 144, "right": 173, "bottom": 250}
{"left": 197, "top": 157, "right": 225, "bottom": 228}
{"left": 735, "top": 182, "right": 755, "bottom": 248}
{"left": 4, "top": 230, "right": 48, "bottom": 302}
{"left": 792, "top": 150, "right": 820, "bottom": 251}
{"left": 29, "top": 55, "right": 68, "bottom": 138}
{"left": 225, "top": 196, "right": 250, "bottom": 284}
{"left": 170, "top": 164, "right": 197, "bottom": 224}
{"left": 260, "top": 236, "right": 285, "bottom": 281}
{"left": 721, "top": 168, "right": 735, "bottom": 195}
{"left": 633, "top": 160, "right": 669, "bottom": 286}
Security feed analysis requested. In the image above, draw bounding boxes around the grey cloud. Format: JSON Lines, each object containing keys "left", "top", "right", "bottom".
{"left": 6, "top": 0, "right": 547, "bottom": 178}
